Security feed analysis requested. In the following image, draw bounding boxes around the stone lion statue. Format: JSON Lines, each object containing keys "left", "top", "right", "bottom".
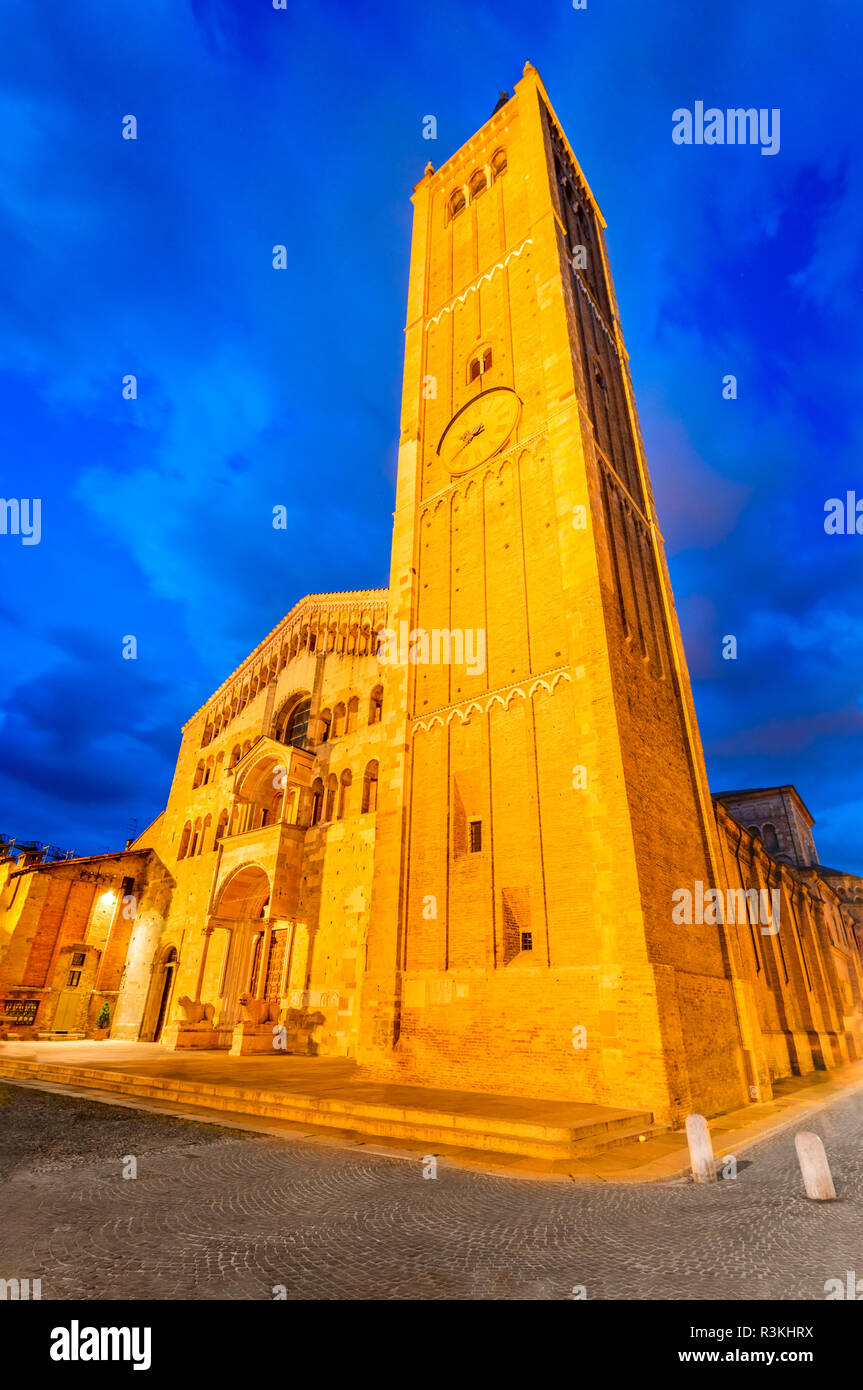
{"left": 177, "top": 996, "right": 214, "bottom": 1025}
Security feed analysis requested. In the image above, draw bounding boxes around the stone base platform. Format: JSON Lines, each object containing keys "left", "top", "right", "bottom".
{"left": 0, "top": 1040, "right": 657, "bottom": 1162}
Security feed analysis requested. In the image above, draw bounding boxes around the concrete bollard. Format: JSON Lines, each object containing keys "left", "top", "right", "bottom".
{"left": 685, "top": 1113, "right": 717, "bottom": 1183}
{"left": 795, "top": 1131, "right": 837, "bottom": 1201}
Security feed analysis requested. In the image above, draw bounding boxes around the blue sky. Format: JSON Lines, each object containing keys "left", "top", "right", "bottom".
{"left": 0, "top": 0, "right": 861, "bottom": 870}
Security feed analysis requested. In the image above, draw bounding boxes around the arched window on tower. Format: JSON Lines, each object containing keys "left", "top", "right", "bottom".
{"left": 469, "top": 169, "right": 487, "bottom": 199}
{"left": 491, "top": 148, "right": 507, "bottom": 180}
{"left": 346, "top": 696, "right": 359, "bottom": 734}
{"left": 448, "top": 188, "right": 466, "bottom": 222}
{"left": 369, "top": 686, "right": 383, "bottom": 724}
{"left": 762, "top": 823, "right": 779, "bottom": 854}
{"left": 362, "top": 760, "right": 379, "bottom": 814}
{"left": 311, "top": 778, "right": 325, "bottom": 826}
{"left": 332, "top": 702, "right": 346, "bottom": 738}
{"left": 590, "top": 350, "right": 607, "bottom": 392}
{"left": 178, "top": 822, "right": 192, "bottom": 860}
{"left": 468, "top": 347, "right": 493, "bottom": 383}
{"left": 193, "top": 760, "right": 205, "bottom": 789}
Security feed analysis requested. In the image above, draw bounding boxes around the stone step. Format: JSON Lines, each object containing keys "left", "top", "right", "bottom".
{"left": 0, "top": 1057, "right": 657, "bottom": 1161}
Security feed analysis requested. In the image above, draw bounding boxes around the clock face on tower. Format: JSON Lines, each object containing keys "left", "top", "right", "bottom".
{"left": 437, "top": 386, "right": 521, "bottom": 476}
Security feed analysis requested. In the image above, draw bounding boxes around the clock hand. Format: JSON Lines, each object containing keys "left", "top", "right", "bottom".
{"left": 456, "top": 423, "right": 485, "bottom": 449}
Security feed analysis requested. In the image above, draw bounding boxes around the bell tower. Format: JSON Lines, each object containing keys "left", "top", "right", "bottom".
{"left": 361, "top": 64, "right": 754, "bottom": 1123}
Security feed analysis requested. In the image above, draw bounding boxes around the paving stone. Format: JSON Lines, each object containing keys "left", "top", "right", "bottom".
{"left": 0, "top": 1082, "right": 859, "bottom": 1300}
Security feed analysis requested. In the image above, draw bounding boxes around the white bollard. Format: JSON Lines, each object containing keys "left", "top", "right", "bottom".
{"left": 795, "top": 1131, "right": 836, "bottom": 1201}
{"left": 685, "top": 1113, "right": 717, "bottom": 1183}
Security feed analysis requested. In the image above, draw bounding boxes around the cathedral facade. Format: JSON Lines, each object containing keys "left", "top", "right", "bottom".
{"left": 2, "top": 66, "right": 862, "bottom": 1126}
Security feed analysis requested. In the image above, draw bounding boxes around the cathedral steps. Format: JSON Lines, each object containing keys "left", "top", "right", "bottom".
{"left": 0, "top": 1056, "right": 657, "bottom": 1161}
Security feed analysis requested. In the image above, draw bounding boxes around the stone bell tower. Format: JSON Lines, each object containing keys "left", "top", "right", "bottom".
{"left": 360, "top": 64, "right": 754, "bottom": 1123}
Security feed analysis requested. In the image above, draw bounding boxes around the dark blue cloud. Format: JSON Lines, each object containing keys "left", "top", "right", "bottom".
{"left": 0, "top": 0, "right": 861, "bottom": 871}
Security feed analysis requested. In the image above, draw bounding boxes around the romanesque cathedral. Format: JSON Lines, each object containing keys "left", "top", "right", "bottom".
{"left": 2, "top": 65, "right": 861, "bottom": 1125}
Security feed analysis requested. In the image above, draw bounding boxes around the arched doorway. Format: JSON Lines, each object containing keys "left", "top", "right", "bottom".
{"left": 153, "top": 948, "right": 177, "bottom": 1040}
{"left": 141, "top": 945, "right": 178, "bottom": 1042}
{"left": 211, "top": 865, "right": 272, "bottom": 1035}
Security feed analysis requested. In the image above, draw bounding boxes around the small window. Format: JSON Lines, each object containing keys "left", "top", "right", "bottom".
{"left": 369, "top": 686, "right": 383, "bottom": 725}
{"left": 520, "top": 932, "right": 533, "bottom": 953}
{"left": 449, "top": 188, "right": 466, "bottom": 221}
{"left": 491, "top": 149, "right": 507, "bottom": 181}
{"left": 469, "top": 169, "right": 487, "bottom": 199}
{"left": 591, "top": 353, "right": 606, "bottom": 391}
{"left": 468, "top": 347, "right": 492, "bottom": 383}
{"left": 67, "top": 970, "right": 82, "bottom": 988}
{"left": 469, "top": 820, "right": 482, "bottom": 853}
{"left": 71, "top": 952, "right": 86, "bottom": 967}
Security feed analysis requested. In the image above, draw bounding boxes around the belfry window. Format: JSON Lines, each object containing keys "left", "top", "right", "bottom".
{"left": 491, "top": 148, "right": 507, "bottom": 180}
{"left": 449, "top": 188, "right": 466, "bottom": 222}
{"left": 469, "top": 169, "right": 487, "bottom": 199}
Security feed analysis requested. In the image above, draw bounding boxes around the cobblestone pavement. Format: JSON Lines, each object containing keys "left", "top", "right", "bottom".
{"left": 1, "top": 1081, "right": 861, "bottom": 1300}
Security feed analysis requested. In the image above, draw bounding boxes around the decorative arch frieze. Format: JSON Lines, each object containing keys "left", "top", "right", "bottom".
{"left": 411, "top": 666, "right": 571, "bottom": 735}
